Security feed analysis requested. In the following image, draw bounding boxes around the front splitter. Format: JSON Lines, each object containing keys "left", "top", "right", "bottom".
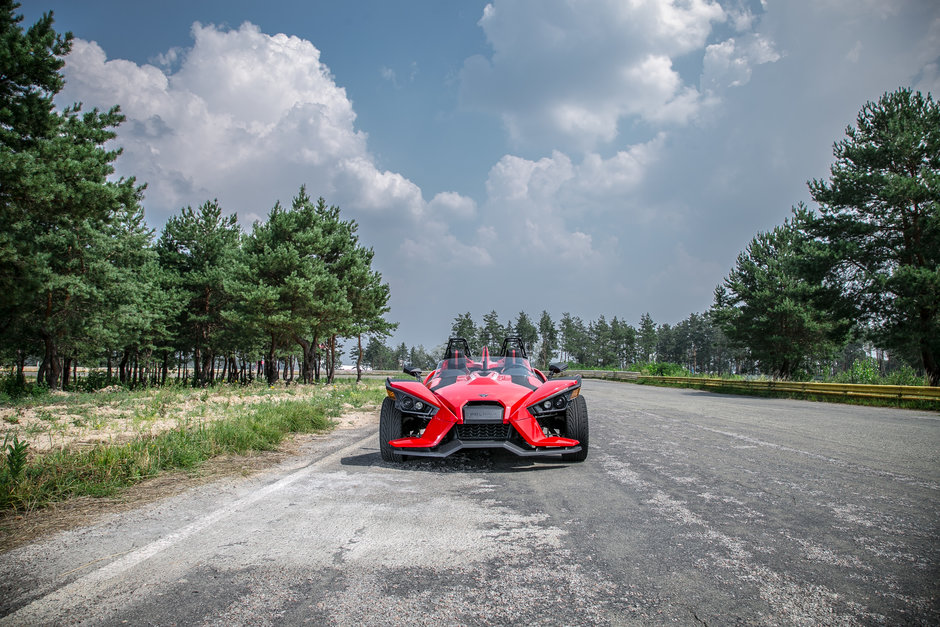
{"left": 392, "top": 438, "right": 582, "bottom": 458}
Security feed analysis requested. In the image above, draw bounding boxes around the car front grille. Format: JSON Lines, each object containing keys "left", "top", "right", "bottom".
{"left": 455, "top": 423, "right": 511, "bottom": 441}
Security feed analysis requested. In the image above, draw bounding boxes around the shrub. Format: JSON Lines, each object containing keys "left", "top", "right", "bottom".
{"left": 640, "top": 362, "right": 691, "bottom": 377}
{"left": 0, "top": 374, "right": 48, "bottom": 402}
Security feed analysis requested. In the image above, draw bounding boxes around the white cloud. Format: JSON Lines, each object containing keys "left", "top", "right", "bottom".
{"left": 61, "top": 23, "right": 370, "bottom": 218}
{"left": 460, "top": 0, "right": 729, "bottom": 151}
{"left": 702, "top": 34, "right": 781, "bottom": 91}
{"left": 477, "top": 135, "right": 664, "bottom": 265}
{"left": 428, "top": 192, "right": 478, "bottom": 220}
{"left": 59, "top": 22, "right": 489, "bottom": 276}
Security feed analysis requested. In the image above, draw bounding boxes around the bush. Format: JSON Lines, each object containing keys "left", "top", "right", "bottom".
{"left": 70, "top": 370, "right": 124, "bottom": 393}
{"left": 639, "top": 362, "right": 691, "bottom": 377}
{"left": 0, "top": 373, "right": 48, "bottom": 402}
{"left": 883, "top": 365, "right": 925, "bottom": 386}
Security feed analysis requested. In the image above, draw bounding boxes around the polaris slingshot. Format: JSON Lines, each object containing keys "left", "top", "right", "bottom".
{"left": 380, "top": 337, "right": 588, "bottom": 462}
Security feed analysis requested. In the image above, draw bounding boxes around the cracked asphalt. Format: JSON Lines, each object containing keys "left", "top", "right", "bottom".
{"left": 1, "top": 380, "right": 938, "bottom": 625}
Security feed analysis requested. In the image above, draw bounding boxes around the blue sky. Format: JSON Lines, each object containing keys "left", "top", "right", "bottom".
{"left": 18, "top": 0, "right": 940, "bottom": 352}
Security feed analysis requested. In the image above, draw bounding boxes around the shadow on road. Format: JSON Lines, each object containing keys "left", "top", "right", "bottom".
{"left": 340, "top": 450, "right": 573, "bottom": 474}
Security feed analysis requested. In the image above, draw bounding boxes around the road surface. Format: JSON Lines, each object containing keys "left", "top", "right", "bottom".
{"left": 2, "top": 380, "right": 938, "bottom": 625}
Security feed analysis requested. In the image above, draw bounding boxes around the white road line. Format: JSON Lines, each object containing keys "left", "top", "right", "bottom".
{"left": 1, "top": 431, "right": 378, "bottom": 626}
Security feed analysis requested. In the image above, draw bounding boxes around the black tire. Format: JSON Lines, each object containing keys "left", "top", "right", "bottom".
{"left": 380, "top": 397, "right": 405, "bottom": 462}
{"left": 561, "top": 395, "right": 589, "bottom": 462}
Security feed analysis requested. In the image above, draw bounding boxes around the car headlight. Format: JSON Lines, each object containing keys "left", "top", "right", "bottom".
{"left": 528, "top": 388, "right": 579, "bottom": 416}
{"left": 394, "top": 391, "right": 438, "bottom": 417}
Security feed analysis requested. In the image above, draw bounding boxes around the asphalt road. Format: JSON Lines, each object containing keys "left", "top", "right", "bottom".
{"left": 1, "top": 381, "right": 938, "bottom": 626}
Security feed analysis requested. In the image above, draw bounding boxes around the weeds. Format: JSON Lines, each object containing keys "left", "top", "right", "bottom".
{"left": 0, "top": 381, "right": 385, "bottom": 514}
{"left": 1, "top": 435, "right": 30, "bottom": 510}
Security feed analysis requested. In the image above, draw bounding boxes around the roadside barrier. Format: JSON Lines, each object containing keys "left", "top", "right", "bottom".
{"left": 572, "top": 371, "right": 940, "bottom": 406}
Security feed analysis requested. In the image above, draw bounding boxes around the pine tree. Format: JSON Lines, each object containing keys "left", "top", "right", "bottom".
{"left": 637, "top": 313, "right": 657, "bottom": 363}
{"left": 807, "top": 88, "right": 940, "bottom": 385}
{"left": 450, "top": 312, "right": 476, "bottom": 345}
{"left": 479, "top": 310, "right": 506, "bottom": 353}
{"left": 713, "top": 214, "right": 852, "bottom": 379}
{"left": 513, "top": 311, "right": 538, "bottom": 355}
{"left": 536, "top": 310, "right": 557, "bottom": 369}
{"left": 158, "top": 200, "right": 241, "bottom": 385}
{"left": 0, "top": 2, "right": 143, "bottom": 388}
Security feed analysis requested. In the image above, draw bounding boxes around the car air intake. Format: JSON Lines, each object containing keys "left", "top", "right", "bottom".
{"left": 456, "top": 423, "right": 511, "bottom": 440}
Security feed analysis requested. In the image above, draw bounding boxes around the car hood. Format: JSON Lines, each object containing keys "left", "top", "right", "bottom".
{"left": 429, "top": 372, "right": 540, "bottom": 418}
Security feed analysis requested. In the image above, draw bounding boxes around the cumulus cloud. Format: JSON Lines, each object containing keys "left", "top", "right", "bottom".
{"left": 702, "top": 34, "right": 780, "bottom": 91}
{"left": 58, "top": 21, "right": 486, "bottom": 271}
{"left": 477, "top": 134, "right": 664, "bottom": 265}
{"left": 459, "top": 0, "right": 730, "bottom": 151}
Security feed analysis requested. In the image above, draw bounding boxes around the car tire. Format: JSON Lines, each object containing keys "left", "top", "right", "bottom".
{"left": 380, "top": 397, "right": 405, "bottom": 462}
{"left": 561, "top": 395, "right": 589, "bottom": 462}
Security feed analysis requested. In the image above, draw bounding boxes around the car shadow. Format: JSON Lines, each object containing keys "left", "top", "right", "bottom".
{"left": 340, "top": 449, "right": 572, "bottom": 473}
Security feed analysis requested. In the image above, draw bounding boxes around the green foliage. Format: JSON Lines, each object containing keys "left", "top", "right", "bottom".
{"left": 637, "top": 313, "right": 657, "bottom": 363}
{"left": 0, "top": 373, "right": 43, "bottom": 401}
{"left": 478, "top": 310, "right": 509, "bottom": 353}
{"left": 3, "top": 435, "right": 29, "bottom": 483}
{"left": 363, "top": 336, "right": 398, "bottom": 370}
{"left": 536, "top": 310, "right": 558, "bottom": 369}
{"left": 848, "top": 358, "right": 880, "bottom": 385}
{"left": 0, "top": 3, "right": 146, "bottom": 390}
{"left": 512, "top": 311, "right": 539, "bottom": 353}
{"left": 450, "top": 312, "right": 476, "bottom": 345}
{"left": 0, "top": 382, "right": 386, "bottom": 513}
{"left": 638, "top": 362, "right": 691, "bottom": 377}
{"left": 712, "top": 213, "right": 852, "bottom": 379}
{"left": 882, "top": 365, "right": 924, "bottom": 387}
{"left": 807, "top": 88, "right": 940, "bottom": 385}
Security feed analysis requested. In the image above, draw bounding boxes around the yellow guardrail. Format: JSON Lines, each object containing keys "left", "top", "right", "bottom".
{"left": 574, "top": 371, "right": 940, "bottom": 405}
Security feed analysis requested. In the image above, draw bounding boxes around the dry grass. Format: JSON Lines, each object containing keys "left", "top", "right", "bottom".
{"left": 0, "top": 380, "right": 384, "bottom": 550}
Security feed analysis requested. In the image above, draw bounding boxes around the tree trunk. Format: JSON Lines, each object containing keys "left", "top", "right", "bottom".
{"left": 297, "top": 338, "right": 315, "bottom": 384}
{"left": 923, "top": 346, "right": 939, "bottom": 387}
{"left": 313, "top": 334, "right": 321, "bottom": 383}
{"left": 15, "top": 350, "right": 25, "bottom": 386}
{"left": 192, "top": 347, "right": 201, "bottom": 386}
{"left": 266, "top": 338, "right": 279, "bottom": 386}
{"left": 42, "top": 335, "right": 62, "bottom": 390}
{"left": 119, "top": 348, "right": 129, "bottom": 383}
{"left": 326, "top": 335, "right": 336, "bottom": 384}
{"left": 356, "top": 334, "right": 363, "bottom": 384}
{"left": 62, "top": 356, "right": 72, "bottom": 389}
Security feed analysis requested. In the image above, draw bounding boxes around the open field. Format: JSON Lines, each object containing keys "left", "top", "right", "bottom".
{"left": 0, "top": 381, "right": 385, "bottom": 529}
{"left": 1, "top": 382, "right": 381, "bottom": 453}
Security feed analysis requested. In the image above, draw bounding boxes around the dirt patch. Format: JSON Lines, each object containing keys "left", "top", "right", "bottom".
{"left": 0, "top": 385, "right": 342, "bottom": 453}
{"left": 0, "top": 402, "right": 380, "bottom": 553}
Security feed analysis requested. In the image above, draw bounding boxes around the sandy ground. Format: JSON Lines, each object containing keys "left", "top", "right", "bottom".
{"left": 0, "top": 394, "right": 380, "bottom": 553}
{"left": 0, "top": 387, "right": 377, "bottom": 452}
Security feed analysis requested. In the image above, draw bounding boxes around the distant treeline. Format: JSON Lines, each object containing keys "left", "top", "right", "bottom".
{"left": 362, "top": 309, "right": 917, "bottom": 385}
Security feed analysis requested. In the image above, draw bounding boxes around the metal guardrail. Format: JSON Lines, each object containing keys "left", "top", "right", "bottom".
{"left": 574, "top": 371, "right": 940, "bottom": 405}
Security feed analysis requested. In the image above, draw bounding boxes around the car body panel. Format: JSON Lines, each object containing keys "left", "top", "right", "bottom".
{"left": 383, "top": 340, "right": 584, "bottom": 458}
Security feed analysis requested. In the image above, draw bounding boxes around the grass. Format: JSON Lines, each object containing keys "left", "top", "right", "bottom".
{"left": 0, "top": 380, "right": 386, "bottom": 514}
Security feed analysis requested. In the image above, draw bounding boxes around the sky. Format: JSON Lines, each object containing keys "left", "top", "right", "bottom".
{"left": 18, "top": 0, "right": 940, "bottom": 352}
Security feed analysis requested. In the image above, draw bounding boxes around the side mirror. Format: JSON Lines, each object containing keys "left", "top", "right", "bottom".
{"left": 403, "top": 364, "right": 422, "bottom": 379}
{"left": 548, "top": 362, "right": 569, "bottom": 378}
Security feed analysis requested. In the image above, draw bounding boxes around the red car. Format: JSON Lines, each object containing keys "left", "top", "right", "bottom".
{"left": 380, "top": 337, "right": 588, "bottom": 462}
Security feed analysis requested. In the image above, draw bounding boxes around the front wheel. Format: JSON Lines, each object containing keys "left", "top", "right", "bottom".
{"left": 379, "top": 397, "right": 405, "bottom": 462}
{"left": 561, "top": 395, "right": 589, "bottom": 462}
